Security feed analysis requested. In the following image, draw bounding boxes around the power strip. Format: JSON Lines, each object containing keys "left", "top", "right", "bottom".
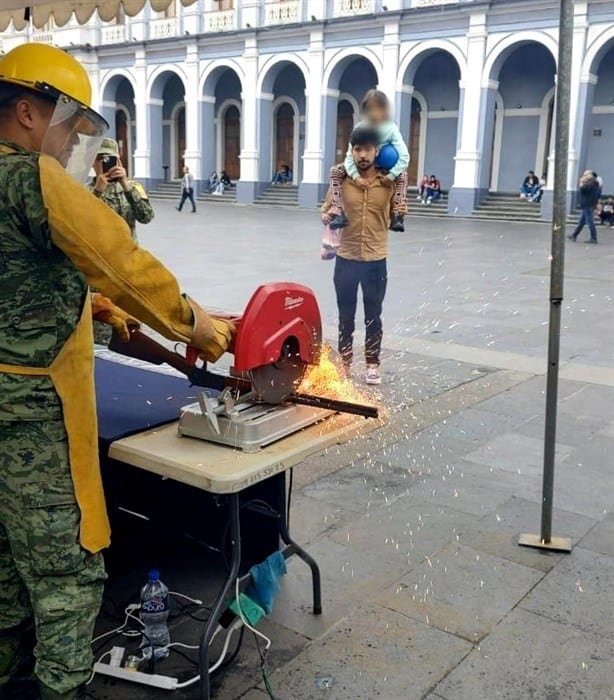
{"left": 93, "top": 662, "right": 179, "bottom": 690}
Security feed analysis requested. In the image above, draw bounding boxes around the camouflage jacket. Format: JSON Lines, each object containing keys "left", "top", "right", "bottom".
{"left": 88, "top": 179, "right": 154, "bottom": 241}
{"left": 0, "top": 140, "right": 87, "bottom": 421}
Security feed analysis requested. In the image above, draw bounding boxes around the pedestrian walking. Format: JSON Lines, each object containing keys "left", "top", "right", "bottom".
{"left": 177, "top": 165, "right": 196, "bottom": 212}
{"left": 322, "top": 126, "right": 395, "bottom": 386}
{"left": 568, "top": 170, "right": 600, "bottom": 244}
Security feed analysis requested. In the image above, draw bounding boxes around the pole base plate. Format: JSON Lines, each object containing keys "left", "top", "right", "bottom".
{"left": 518, "top": 533, "right": 572, "bottom": 552}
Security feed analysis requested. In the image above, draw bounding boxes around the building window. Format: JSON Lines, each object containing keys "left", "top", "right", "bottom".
{"left": 215, "top": 0, "right": 234, "bottom": 10}
{"left": 164, "top": 1, "right": 177, "bottom": 18}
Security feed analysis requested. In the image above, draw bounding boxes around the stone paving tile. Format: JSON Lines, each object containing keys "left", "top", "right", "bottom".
{"left": 559, "top": 383, "right": 614, "bottom": 421}
{"left": 460, "top": 496, "right": 597, "bottom": 573}
{"left": 330, "top": 498, "right": 479, "bottom": 566}
{"left": 238, "top": 691, "right": 269, "bottom": 699}
{"left": 514, "top": 410, "right": 605, "bottom": 445}
{"left": 434, "top": 608, "right": 614, "bottom": 700}
{"left": 287, "top": 493, "right": 348, "bottom": 544}
{"left": 521, "top": 546, "right": 614, "bottom": 641}
{"left": 463, "top": 432, "right": 574, "bottom": 478}
{"left": 268, "top": 538, "right": 410, "bottom": 640}
{"left": 579, "top": 514, "right": 614, "bottom": 557}
{"left": 379, "top": 543, "right": 542, "bottom": 643}
{"left": 269, "top": 606, "right": 472, "bottom": 700}
{"left": 472, "top": 375, "right": 582, "bottom": 419}
{"left": 552, "top": 463, "right": 614, "bottom": 520}
{"left": 397, "top": 467, "right": 526, "bottom": 518}
{"left": 563, "top": 434, "right": 614, "bottom": 476}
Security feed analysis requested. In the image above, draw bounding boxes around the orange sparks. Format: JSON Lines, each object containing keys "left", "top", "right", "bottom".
{"left": 299, "top": 346, "right": 371, "bottom": 405}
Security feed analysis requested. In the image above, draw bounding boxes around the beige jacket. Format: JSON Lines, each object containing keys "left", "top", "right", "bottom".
{"left": 322, "top": 174, "right": 395, "bottom": 261}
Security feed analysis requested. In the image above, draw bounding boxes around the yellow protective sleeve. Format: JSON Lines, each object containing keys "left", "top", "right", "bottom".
{"left": 38, "top": 155, "right": 195, "bottom": 344}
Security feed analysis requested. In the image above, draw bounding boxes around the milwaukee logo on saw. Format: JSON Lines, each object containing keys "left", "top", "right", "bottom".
{"left": 284, "top": 295, "right": 304, "bottom": 310}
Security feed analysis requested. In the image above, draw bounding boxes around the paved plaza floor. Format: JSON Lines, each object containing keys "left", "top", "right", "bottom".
{"left": 91, "top": 202, "right": 613, "bottom": 700}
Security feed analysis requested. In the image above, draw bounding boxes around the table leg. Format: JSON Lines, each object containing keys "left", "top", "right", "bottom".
{"left": 277, "top": 472, "right": 322, "bottom": 616}
{"left": 198, "top": 493, "right": 241, "bottom": 700}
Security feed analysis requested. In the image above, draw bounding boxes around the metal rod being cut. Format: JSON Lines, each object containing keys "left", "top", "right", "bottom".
{"left": 288, "top": 392, "right": 379, "bottom": 419}
{"left": 540, "top": 0, "right": 573, "bottom": 545}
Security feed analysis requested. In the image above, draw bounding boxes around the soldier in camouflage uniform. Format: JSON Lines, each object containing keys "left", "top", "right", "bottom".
{"left": 0, "top": 43, "right": 234, "bottom": 700}
{"left": 88, "top": 138, "right": 154, "bottom": 344}
{"left": 89, "top": 138, "right": 153, "bottom": 242}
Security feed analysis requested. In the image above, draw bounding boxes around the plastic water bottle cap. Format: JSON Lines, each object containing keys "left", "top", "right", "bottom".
{"left": 148, "top": 569, "right": 160, "bottom": 582}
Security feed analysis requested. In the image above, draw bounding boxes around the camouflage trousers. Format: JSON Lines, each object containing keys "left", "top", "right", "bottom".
{"left": 0, "top": 420, "right": 106, "bottom": 698}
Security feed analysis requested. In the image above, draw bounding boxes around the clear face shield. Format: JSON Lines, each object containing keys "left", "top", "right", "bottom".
{"left": 39, "top": 87, "right": 108, "bottom": 184}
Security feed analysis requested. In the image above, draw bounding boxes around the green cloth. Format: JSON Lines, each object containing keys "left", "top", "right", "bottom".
{"left": 0, "top": 140, "right": 87, "bottom": 421}
{"left": 344, "top": 119, "right": 410, "bottom": 181}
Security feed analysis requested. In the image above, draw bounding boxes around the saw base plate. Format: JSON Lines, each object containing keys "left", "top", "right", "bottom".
{"left": 178, "top": 399, "right": 332, "bottom": 452}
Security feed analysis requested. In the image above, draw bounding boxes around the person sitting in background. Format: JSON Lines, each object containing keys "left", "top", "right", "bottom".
{"left": 421, "top": 174, "right": 441, "bottom": 204}
{"left": 272, "top": 164, "right": 292, "bottom": 185}
{"left": 520, "top": 170, "right": 540, "bottom": 199}
{"left": 416, "top": 174, "right": 429, "bottom": 201}
{"left": 208, "top": 171, "right": 220, "bottom": 193}
{"left": 220, "top": 170, "right": 232, "bottom": 187}
{"left": 599, "top": 196, "right": 614, "bottom": 227}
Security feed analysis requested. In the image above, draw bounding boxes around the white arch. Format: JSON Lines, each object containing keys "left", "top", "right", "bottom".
{"left": 396, "top": 39, "right": 467, "bottom": 90}
{"left": 199, "top": 58, "right": 245, "bottom": 97}
{"left": 215, "top": 98, "right": 242, "bottom": 175}
{"left": 338, "top": 92, "right": 360, "bottom": 123}
{"left": 147, "top": 63, "right": 188, "bottom": 100}
{"left": 323, "top": 46, "right": 383, "bottom": 90}
{"left": 483, "top": 31, "right": 558, "bottom": 82}
{"left": 256, "top": 52, "right": 310, "bottom": 96}
{"left": 170, "top": 101, "right": 185, "bottom": 179}
{"left": 582, "top": 25, "right": 614, "bottom": 77}
{"left": 272, "top": 96, "right": 300, "bottom": 184}
{"left": 100, "top": 68, "right": 137, "bottom": 102}
{"left": 490, "top": 93, "right": 504, "bottom": 191}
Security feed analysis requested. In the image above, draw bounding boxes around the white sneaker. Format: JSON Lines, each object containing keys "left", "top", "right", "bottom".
{"left": 416, "top": 195, "right": 422, "bottom": 201}
{"left": 427, "top": 197, "right": 432, "bottom": 204}
{"left": 365, "top": 365, "right": 382, "bottom": 385}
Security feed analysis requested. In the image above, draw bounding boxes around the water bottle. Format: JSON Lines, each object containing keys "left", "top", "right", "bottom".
{"left": 139, "top": 569, "right": 170, "bottom": 660}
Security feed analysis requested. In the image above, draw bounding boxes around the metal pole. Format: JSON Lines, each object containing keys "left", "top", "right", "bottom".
{"left": 519, "top": 0, "right": 573, "bottom": 552}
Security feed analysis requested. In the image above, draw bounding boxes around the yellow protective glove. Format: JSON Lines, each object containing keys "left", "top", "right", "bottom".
{"left": 91, "top": 292, "right": 140, "bottom": 342}
{"left": 186, "top": 296, "right": 235, "bottom": 363}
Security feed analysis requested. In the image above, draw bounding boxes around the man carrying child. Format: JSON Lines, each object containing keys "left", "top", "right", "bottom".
{"left": 322, "top": 126, "right": 395, "bottom": 386}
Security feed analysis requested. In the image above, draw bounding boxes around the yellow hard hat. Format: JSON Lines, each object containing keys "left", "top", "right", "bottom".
{"left": 0, "top": 43, "right": 92, "bottom": 107}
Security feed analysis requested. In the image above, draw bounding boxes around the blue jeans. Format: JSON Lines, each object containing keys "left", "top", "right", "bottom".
{"left": 334, "top": 256, "right": 388, "bottom": 366}
{"left": 521, "top": 183, "right": 539, "bottom": 198}
{"left": 425, "top": 188, "right": 440, "bottom": 201}
{"left": 573, "top": 207, "right": 597, "bottom": 241}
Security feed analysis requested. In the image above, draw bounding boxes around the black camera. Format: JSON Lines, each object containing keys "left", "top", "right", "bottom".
{"left": 102, "top": 155, "right": 118, "bottom": 173}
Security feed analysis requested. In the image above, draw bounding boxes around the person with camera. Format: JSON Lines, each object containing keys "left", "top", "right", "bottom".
{"left": 89, "top": 138, "right": 154, "bottom": 242}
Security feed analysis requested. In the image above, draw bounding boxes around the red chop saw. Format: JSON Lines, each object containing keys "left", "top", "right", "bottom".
{"left": 109, "top": 282, "right": 378, "bottom": 452}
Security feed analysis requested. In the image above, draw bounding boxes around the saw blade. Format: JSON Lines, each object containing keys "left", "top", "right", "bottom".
{"left": 249, "top": 343, "right": 308, "bottom": 404}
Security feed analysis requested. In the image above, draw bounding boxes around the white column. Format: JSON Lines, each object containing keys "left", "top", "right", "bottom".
{"left": 567, "top": 1, "right": 590, "bottom": 192}
{"left": 449, "top": 12, "right": 487, "bottom": 214}
{"left": 236, "top": 35, "right": 259, "bottom": 203}
{"left": 300, "top": 29, "right": 325, "bottom": 206}
{"left": 379, "top": 21, "right": 400, "bottom": 114}
{"left": 132, "top": 48, "right": 151, "bottom": 181}
{"left": 183, "top": 42, "right": 201, "bottom": 182}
